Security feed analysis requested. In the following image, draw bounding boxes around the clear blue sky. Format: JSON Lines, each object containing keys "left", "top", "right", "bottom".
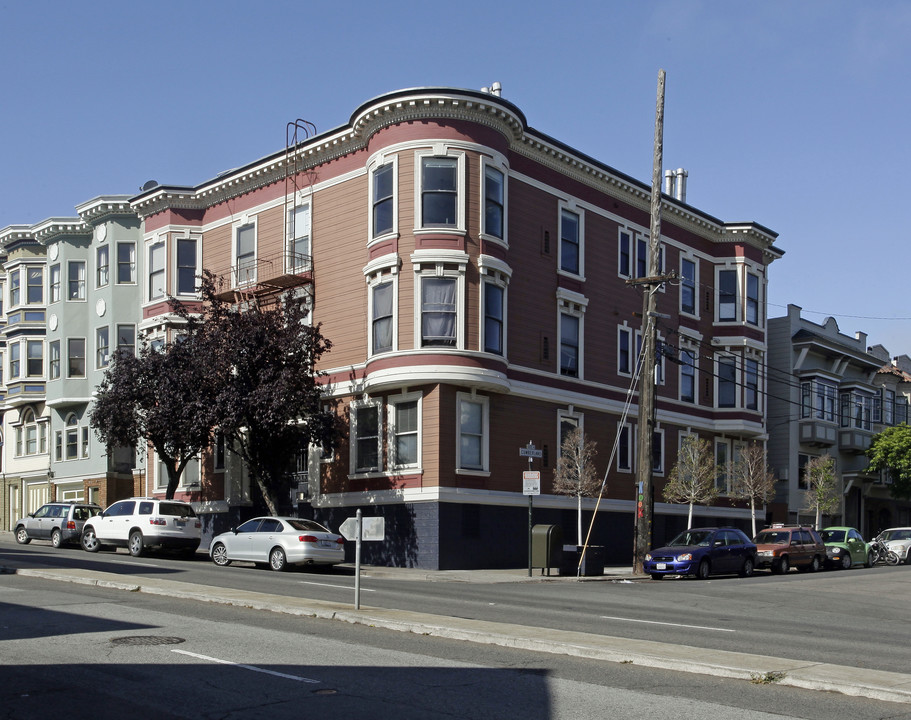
{"left": 3, "top": 0, "right": 910, "bottom": 355}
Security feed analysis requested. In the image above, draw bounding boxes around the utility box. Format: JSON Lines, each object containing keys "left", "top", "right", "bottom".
{"left": 560, "top": 544, "right": 605, "bottom": 576}
{"left": 531, "top": 524, "right": 563, "bottom": 575}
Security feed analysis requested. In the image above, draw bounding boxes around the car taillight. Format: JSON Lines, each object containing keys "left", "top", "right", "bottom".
{"left": 150, "top": 517, "right": 167, "bottom": 526}
{"left": 299, "top": 535, "right": 318, "bottom": 543}
{"left": 66, "top": 521, "right": 76, "bottom": 530}
{"left": 336, "top": 537, "right": 345, "bottom": 545}
{"left": 195, "top": 520, "right": 201, "bottom": 528}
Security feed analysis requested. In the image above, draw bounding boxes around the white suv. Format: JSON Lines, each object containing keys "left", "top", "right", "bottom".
{"left": 81, "top": 497, "right": 201, "bottom": 557}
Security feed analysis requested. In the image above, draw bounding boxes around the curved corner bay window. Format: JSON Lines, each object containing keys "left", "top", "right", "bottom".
{"left": 483, "top": 282, "right": 504, "bottom": 355}
{"left": 394, "top": 400, "right": 418, "bottom": 466}
{"left": 421, "top": 277, "right": 456, "bottom": 347}
{"left": 373, "top": 164, "right": 394, "bottom": 237}
{"left": 484, "top": 166, "right": 504, "bottom": 239}
{"left": 459, "top": 400, "right": 483, "bottom": 470}
{"left": 372, "top": 281, "right": 394, "bottom": 354}
{"left": 422, "top": 157, "right": 457, "bottom": 227}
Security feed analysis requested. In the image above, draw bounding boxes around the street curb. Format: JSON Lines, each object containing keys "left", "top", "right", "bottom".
{"left": 11, "top": 566, "right": 911, "bottom": 705}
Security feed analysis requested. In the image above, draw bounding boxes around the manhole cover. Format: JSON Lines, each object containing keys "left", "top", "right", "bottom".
{"left": 111, "top": 636, "right": 186, "bottom": 647}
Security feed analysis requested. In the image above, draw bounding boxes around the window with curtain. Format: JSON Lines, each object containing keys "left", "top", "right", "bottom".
{"left": 421, "top": 276, "right": 456, "bottom": 347}
{"left": 372, "top": 281, "right": 394, "bottom": 354}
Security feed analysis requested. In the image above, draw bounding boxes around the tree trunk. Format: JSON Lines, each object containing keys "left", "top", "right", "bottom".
{"left": 255, "top": 474, "right": 278, "bottom": 516}
{"left": 815, "top": 504, "right": 821, "bottom": 530}
{"left": 687, "top": 502, "right": 694, "bottom": 528}
{"left": 750, "top": 499, "right": 757, "bottom": 537}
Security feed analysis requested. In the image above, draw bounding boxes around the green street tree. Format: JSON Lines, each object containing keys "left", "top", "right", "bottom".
{"left": 866, "top": 424, "right": 911, "bottom": 499}
{"left": 177, "top": 272, "right": 336, "bottom": 516}
{"left": 552, "top": 427, "right": 599, "bottom": 545}
{"left": 90, "top": 328, "right": 221, "bottom": 500}
{"left": 663, "top": 434, "right": 718, "bottom": 528}
{"left": 729, "top": 442, "right": 778, "bottom": 537}
{"left": 802, "top": 454, "right": 840, "bottom": 528}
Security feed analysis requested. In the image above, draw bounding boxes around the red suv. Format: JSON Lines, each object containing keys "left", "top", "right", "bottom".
{"left": 753, "top": 525, "right": 825, "bottom": 574}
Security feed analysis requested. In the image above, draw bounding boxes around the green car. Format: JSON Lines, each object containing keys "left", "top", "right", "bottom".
{"left": 820, "top": 526, "right": 872, "bottom": 569}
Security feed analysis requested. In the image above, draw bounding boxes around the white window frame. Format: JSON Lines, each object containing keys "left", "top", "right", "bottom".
{"left": 414, "top": 148, "right": 466, "bottom": 234}
{"left": 456, "top": 392, "right": 489, "bottom": 474}
{"left": 618, "top": 324, "right": 633, "bottom": 376}
{"left": 744, "top": 355, "right": 760, "bottom": 411}
{"left": 411, "top": 251, "right": 468, "bottom": 350}
{"left": 652, "top": 426, "right": 665, "bottom": 475}
{"left": 479, "top": 255, "right": 511, "bottom": 357}
{"left": 616, "top": 422, "right": 633, "bottom": 473}
{"left": 350, "top": 399, "right": 383, "bottom": 475}
{"left": 480, "top": 156, "right": 508, "bottom": 247}
{"left": 716, "top": 267, "right": 739, "bottom": 323}
{"left": 174, "top": 233, "right": 201, "bottom": 296}
{"left": 67, "top": 337, "right": 87, "bottom": 378}
{"left": 369, "top": 155, "right": 398, "bottom": 243}
{"left": 49, "top": 340, "right": 60, "bottom": 380}
{"left": 365, "top": 254, "right": 400, "bottom": 358}
{"left": 96, "top": 326, "right": 110, "bottom": 369}
{"left": 286, "top": 203, "right": 311, "bottom": 273}
{"left": 116, "top": 241, "right": 137, "bottom": 285}
{"left": 716, "top": 353, "right": 738, "bottom": 409}
{"left": 147, "top": 240, "right": 165, "bottom": 302}
{"left": 67, "top": 260, "right": 86, "bottom": 302}
{"left": 618, "top": 229, "right": 632, "bottom": 279}
{"left": 116, "top": 324, "right": 136, "bottom": 356}
{"left": 49, "top": 264, "right": 61, "bottom": 303}
{"left": 746, "top": 270, "right": 761, "bottom": 327}
{"left": 557, "top": 288, "right": 587, "bottom": 379}
{"left": 232, "top": 217, "right": 258, "bottom": 286}
{"left": 26, "top": 266, "right": 43, "bottom": 304}
{"left": 680, "top": 347, "right": 698, "bottom": 404}
{"left": 387, "top": 391, "right": 422, "bottom": 471}
{"left": 680, "top": 255, "right": 698, "bottom": 317}
{"left": 96, "top": 245, "right": 109, "bottom": 289}
{"left": 557, "top": 203, "right": 584, "bottom": 279}
{"left": 9, "top": 268, "right": 20, "bottom": 308}
{"left": 9, "top": 342, "right": 20, "bottom": 379}
{"left": 557, "top": 409, "right": 583, "bottom": 460}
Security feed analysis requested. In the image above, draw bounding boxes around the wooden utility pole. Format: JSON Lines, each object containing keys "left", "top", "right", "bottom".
{"left": 631, "top": 69, "right": 666, "bottom": 575}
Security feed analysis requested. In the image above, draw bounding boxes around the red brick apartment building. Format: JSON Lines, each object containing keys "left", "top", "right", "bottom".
{"left": 130, "top": 86, "right": 782, "bottom": 569}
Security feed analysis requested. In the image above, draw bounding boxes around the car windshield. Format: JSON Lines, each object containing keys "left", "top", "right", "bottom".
{"left": 668, "top": 530, "right": 713, "bottom": 547}
{"left": 286, "top": 519, "right": 329, "bottom": 533}
{"left": 754, "top": 531, "right": 788, "bottom": 545}
{"left": 881, "top": 529, "right": 911, "bottom": 541}
{"left": 821, "top": 529, "right": 846, "bottom": 543}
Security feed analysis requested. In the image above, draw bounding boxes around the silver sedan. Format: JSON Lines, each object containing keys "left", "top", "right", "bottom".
{"left": 209, "top": 517, "right": 345, "bottom": 571}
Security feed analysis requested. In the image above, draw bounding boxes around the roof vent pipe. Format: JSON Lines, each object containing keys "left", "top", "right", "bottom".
{"left": 663, "top": 169, "right": 675, "bottom": 197}
{"left": 675, "top": 168, "right": 688, "bottom": 203}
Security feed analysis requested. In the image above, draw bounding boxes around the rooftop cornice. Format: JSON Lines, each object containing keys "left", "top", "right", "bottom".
{"left": 0, "top": 224, "right": 35, "bottom": 248}
{"left": 127, "top": 87, "right": 778, "bottom": 257}
{"left": 31, "top": 217, "right": 91, "bottom": 245}
{"left": 75, "top": 195, "right": 137, "bottom": 224}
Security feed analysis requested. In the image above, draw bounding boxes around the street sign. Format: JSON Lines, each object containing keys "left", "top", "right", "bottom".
{"left": 339, "top": 516, "right": 385, "bottom": 541}
{"left": 519, "top": 443, "right": 543, "bottom": 459}
{"left": 523, "top": 471, "right": 541, "bottom": 495}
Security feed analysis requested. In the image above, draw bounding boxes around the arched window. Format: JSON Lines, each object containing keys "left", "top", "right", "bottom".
{"left": 15, "top": 408, "right": 45, "bottom": 457}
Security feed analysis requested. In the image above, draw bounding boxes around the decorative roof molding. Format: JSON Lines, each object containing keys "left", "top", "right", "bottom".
{"left": 75, "top": 195, "right": 137, "bottom": 224}
{"left": 128, "top": 86, "right": 779, "bottom": 258}
{"left": 31, "top": 217, "right": 91, "bottom": 245}
{"left": 0, "top": 224, "right": 35, "bottom": 249}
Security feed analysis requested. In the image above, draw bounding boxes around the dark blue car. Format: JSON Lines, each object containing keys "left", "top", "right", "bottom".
{"left": 644, "top": 527, "right": 757, "bottom": 580}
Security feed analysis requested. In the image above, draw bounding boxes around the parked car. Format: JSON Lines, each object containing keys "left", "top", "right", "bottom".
{"left": 875, "top": 527, "right": 911, "bottom": 564}
{"left": 14, "top": 502, "right": 102, "bottom": 548}
{"left": 643, "top": 527, "right": 756, "bottom": 580}
{"left": 752, "top": 525, "right": 826, "bottom": 574}
{"left": 209, "top": 516, "right": 345, "bottom": 571}
{"left": 81, "top": 497, "right": 201, "bottom": 557}
{"left": 820, "top": 526, "right": 871, "bottom": 569}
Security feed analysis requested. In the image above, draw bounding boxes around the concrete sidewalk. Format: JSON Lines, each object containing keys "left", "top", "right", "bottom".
{"left": 7, "top": 563, "right": 911, "bottom": 705}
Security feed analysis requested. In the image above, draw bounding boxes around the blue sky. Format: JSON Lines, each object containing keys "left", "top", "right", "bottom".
{"left": 3, "top": 0, "right": 910, "bottom": 354}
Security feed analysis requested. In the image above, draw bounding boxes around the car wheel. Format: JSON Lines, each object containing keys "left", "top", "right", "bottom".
{"left": 81, "top": 528, "right": 100, "bottom": 553}
{"left": 864, "top": 551, "right": 874, "bottom": 568}
{"left": 649, "top": 573, "right": 664, "bottom": 580}
{"left": 840, "top": 552, "right": 852, "bottom": 570}
{"left": 809, "top": 555, "right": 821, "bottom": 573}
{"left": 14, "top": 526, "right": 30, "bottom": 545}
{"left": 211, "top": 543, "right": 231, "bottom": 567}
{"left": 774, "top": 556, "right": 789, "bottom": 575}
{"left": 51, "top": 529, "right": 63, "bottom": 549}
{"left": 128, "top": 531, "right": 145, "bottom": 557}
{"left": 740, "top": 556, "right": 755, "bottom": 578}
{"left": 269, "top": 547, "right": 287, "bottom": 572}
{"left": 696, "top": 559, "right": 710, "bottom": 580}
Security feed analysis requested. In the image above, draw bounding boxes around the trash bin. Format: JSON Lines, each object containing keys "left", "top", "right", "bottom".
{"left": 531, "top": 524, "right": 563, "bottom": 575}
{"left": 560, "top": 544, "right": 605, "bottom": 576}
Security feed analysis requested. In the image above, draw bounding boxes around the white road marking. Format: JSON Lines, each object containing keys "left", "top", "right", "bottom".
{"left": 600, "top": 615, "right": 735, "bottom": 632}
{"left": 299, "top": 580, "right": 375, "bottom": 592}
{"left": 171, "top": 649, "right": 320, "bottom": 683}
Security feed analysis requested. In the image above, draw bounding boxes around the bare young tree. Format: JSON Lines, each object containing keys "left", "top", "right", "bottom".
{"left": 730, "top": 442, "right": 778, "bottom": 537}
{"left": 552, "top": 427, "right": 600, "bottom": 545}
{"left": 663, "top": 434, "right": 718, "bottom": 528}
{"left": 802, "top": 454, "right": 840, "bottom": 528}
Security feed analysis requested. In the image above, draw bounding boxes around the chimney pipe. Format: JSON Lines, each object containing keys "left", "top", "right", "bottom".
{"left": 663, "top": 169, "right": 675, "bottom": 197}
{"left": 675, "top": 168, "right": 688, "bottom": 203}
